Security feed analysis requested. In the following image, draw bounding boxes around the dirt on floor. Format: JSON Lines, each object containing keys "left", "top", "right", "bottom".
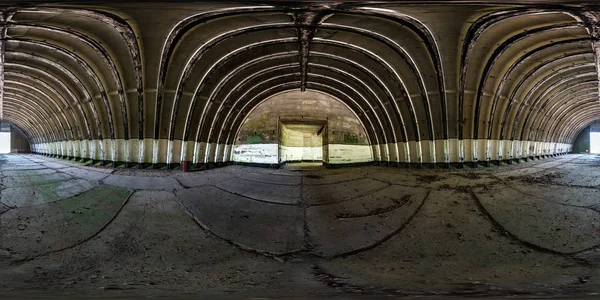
{"left": 1, "top": 154, "right": 600, "bottom": 298}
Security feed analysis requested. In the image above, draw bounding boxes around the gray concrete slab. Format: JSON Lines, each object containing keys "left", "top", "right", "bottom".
{"left": 0, "top": 202, "right": 9, "bottom": 214}
{"left": 0, "top": 185, "right": 131, "bottom": 257}
{"left": 533, "top": 161, "right": 564, "bottom": 169}
{"left": 225, "top": 165, "right": 276, "bottom": 174}
{"left": 2, "top": 172, "right": 72, "bottom": 187}
{"left": 238, "top": 172, "right": 302, "bottom": 185}
{"left": 473, "top": 184, "right": 600, "bottom": 253}
{"left": 177, "top": 186, "right": 304, "bottom": 255}
{"left": 494, "top": 167, "right": 544, "bottom": 179}
{"left": 307, "top": 185, "right": 428, "bottom": 257}
{"left": 1, "top": 168, "right": 56, "bottom": 177}
{"left": 367, "top": 171, "right": 424, "bottom": 186}
{"left": 2, "top": 154, "right": 600, "bottom": 297}
{"left": 303, "top": 172, "right": 365, "bottom": 185}
{"left": 59, "top": 167, "right": 111, "bottom": 181}
{"left": 506, "top": 182, "right": 600, "bottom": 208}
{"left": 430, "top": 173, "right": 497, "bottom": 188}
{"left": 0, "top": 164, "right": 48, "bottom": 171}
{"left": 1, "top": 179, "right": 98, "bottom": 207}
{"left": 319, "top": 190, "right": 587, "bottom": 293}
{"left": 173, "top": 170, "right": 237, "bottom": 187}
{"left": 548, "top": 164, "right": 600, "bottom": 187}
{"left": 302, "top": 178, "right": 389, "bottom": 205}
{"left": 42, "top": 162, "right": 70, "bottom": 169}
{"left": 216, "top": 177, "right": 302, "bottom": 204}
{"left": 103, "top": 174, "right": 182, "bottom": 190}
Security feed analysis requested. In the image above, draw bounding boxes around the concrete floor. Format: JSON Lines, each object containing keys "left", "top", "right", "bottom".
{"left": 1, "top": 154, "right": 600, "bottom": 298}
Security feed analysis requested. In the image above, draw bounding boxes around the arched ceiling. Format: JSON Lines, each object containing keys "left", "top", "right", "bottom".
{"left": 0, "top": 1, "right": 599, "bottom": 164}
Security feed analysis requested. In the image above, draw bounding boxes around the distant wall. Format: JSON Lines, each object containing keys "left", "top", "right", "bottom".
{"left": 573, "top": 126, "right": 590, "bottom": 153}
{"left": 11, "top": 128, "right": 31, "bottom": 153}
{"left": 232, "top": 90, "right": 372, "bottom": 164}
{"left": 0, "top": 121, "right": 31, "bottom": 153}
{"left": 280, "top": 124, "right": 322, "bottom": 162}
{"left": 573, "top": 120, "right": 600, "bottom": 153}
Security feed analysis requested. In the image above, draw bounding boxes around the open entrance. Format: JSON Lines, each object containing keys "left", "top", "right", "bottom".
{"left": 231, "top": 90, "right": 373, "bottom": 166}
{"left": 279, "top": 121, "right": 325, "bottom": 164}
{"left": 591, "top": 132, "right": 600, "bottom": 154}
{"left": 0, "top": 132, "right": 10, "bottom": 154}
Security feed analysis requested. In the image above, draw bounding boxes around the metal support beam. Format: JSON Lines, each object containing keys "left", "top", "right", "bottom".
{"left": 582, "top": 11, "right": 600, "bottom": 105}
{"left": 0, "top": 16, "right": 5, "bottom": 121}
{"left": 293, "top": 11, "right": 328, "bottom": 92}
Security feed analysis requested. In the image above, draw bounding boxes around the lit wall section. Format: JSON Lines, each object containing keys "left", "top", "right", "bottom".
{"left": 0, "top": 132, "right": 10, "bottom": 154}
{"left": 232, "top": 90, "right": 372, "bottom": 165}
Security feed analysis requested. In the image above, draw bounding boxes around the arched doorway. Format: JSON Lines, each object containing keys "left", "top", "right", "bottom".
{"left": 232, "top": 90, "right": 373, "bottom": 166}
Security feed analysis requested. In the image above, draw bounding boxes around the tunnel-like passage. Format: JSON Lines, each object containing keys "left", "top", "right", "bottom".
{"left": 2, "top": 2, "right": 600, "bottom": 297}
{"left": 0, "top": 2, "right": 594, "bottom": 168}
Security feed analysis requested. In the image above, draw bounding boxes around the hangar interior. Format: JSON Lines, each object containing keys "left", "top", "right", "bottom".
{"left": 1, "top": 0, "right": 600, "bottom": 298}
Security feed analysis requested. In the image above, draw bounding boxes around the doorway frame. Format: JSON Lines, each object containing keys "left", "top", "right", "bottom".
{"left": 278, "top": 119, "right": 327, "bottom": 164}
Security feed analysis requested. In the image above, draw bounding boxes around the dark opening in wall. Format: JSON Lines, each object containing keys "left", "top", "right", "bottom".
{"left": 0, "top": 120, "right": 30, "bottom": 154}
{"left": 574, "top": 120, "right": 600, "bottom": 154}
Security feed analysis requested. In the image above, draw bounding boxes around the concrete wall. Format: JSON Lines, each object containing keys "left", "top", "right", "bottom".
{"left": 573, "top": 120, "right": 600, "bottom": 154}
{"left": 231, "top": 144, "right": 278, "bottom": 164}
{"left": 1, "top": 121, "right": 31, "bottom": 153}
{"left": 573, "top": 126, "right": 591, "bottom": 153}
{"left": 232, "top": 90, "right": 371, "bottom": 165}
{"left": 328, "top": 144, "right": 373, "bottom": 164}
{"left": 11, "top": 128, "right": 31, "bottom": 153}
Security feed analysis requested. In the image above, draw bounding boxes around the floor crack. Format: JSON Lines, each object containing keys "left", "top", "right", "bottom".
{"left": 10, "top": 190, "right": 136, "bottom": 264}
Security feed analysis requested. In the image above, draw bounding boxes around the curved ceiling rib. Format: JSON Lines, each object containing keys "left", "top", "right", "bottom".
{"left": 561, "top": 110, "right": 600, "bottom": 142}
{"left": 221, "top": 73, "right": 386, "bottom": 148}
{"left": 547, "top": 95, "right": 600, "bottom": 140}
{"left": 9, "top": 37, "right": 116, "bottom": 141}
{"left": 16, "top": 6, "right": 145, "bottom": 140}
{"left": 473, "top": 23, "right": 585, "bottom": 140}
{"left": 4, "top": 89, "right": 62, "bottom": 140}
{"left": 334, "top": 6, "right": 449, "bottom": 143}
{"left": 224, "top": 79, "right": 378, "bottom": 147}
{"left": 5, "top": 82, "right": 70, "bottom": 140}
{"left": 496, "top": 50, "right": 593, "bottom": 140}
{"left": 6, "top": 72, "right": 82, "bottom": 138}
{"left": 544, "top": 91, "right": 599, "bottom": 140}
{"left": 492, "top": 37, "right": 593, "bottom": 141}
{"left": 186, "top": 44, "right": 403, "bottom": 148}
{"left": 163, "top": 24, "right": 426, "bottom": 147}
{"left": 3, "top": 99, "right": 54, "bottom": 142}
{"left": 3, "top": 2, "right": 598, "bottom": 166}
{"left": 3, "top": 108, "right": 42, "bottom": 141}
{"left": 3, "top": 101, "right": 48, "bottom": 141}
{"left": 458, "top": 8, "right": 583, "bottom": 140}
{"left": 517, "top": 77, "right": 597, "bottom": 142}
{"left": 6, "top": 51, "right": 99, "bottom": 140}
{"left": 155, "top": 6, "right": 446, "bottom": 166}
{"left": 526, "top": 75, "right": 598, "bottom": 140}
{"left": 6, "top": 22, "right": 130, "bottom": 140}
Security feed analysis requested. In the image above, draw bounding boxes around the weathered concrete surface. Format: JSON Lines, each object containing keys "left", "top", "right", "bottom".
{"left": 103, "top": 174, "right": 182, "bottom": 190}
{"left": 216, "top": 178, "right": 302, "bottom": 204}
{"left": 1, "top": 179, "right": 99, "bottom": 207}
{"left": 1, "top": 154, "right": 600, "bottom": 298}
{"left": 178, "top": 186, "right": 305, "bottom": 254}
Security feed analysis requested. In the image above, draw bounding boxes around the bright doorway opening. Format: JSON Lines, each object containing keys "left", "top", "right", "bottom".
{"left": 591, "top": 132, "right": 600, "bottom": 154}
{"left": 280, "top": 122, "right": 325, "bottom": 164}
{"left": 0, "top": 132, "right": 11, "bottom": 154}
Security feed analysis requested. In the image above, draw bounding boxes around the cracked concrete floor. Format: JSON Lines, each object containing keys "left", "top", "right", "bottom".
{"left": 1, "top": 154, "right": 600, "bottom": 298}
